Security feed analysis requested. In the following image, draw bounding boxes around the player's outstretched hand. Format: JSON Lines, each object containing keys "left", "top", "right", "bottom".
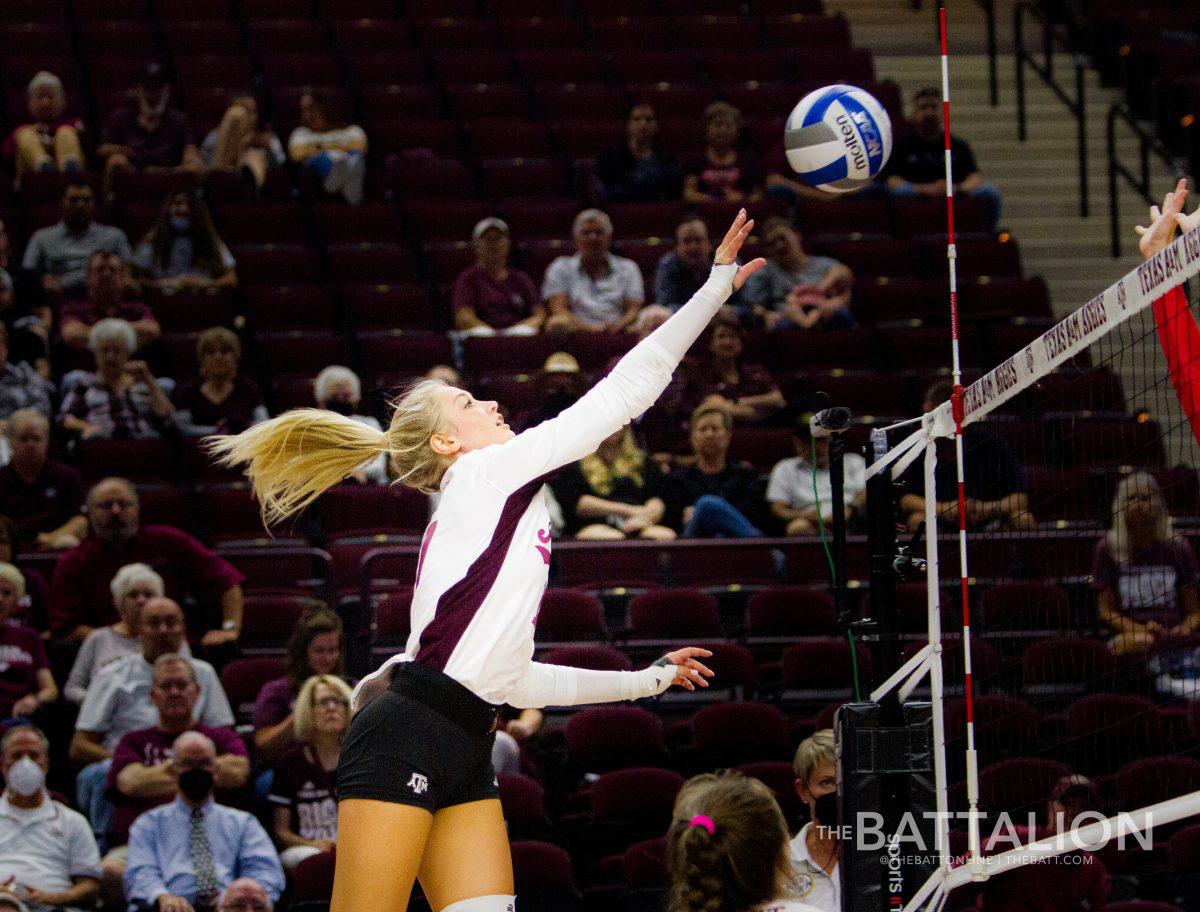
{"left": 715, "top": 209, "right": 767, "bottom": 291}
{"left": 1136, "top": 178, "right": 1200, "bottom": 260}
{"left": 663, "top": 646, "right": 715, "bottom": 691}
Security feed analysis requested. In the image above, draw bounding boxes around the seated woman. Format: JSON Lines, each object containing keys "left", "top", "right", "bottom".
{"left": 253, "top": 609, "right": 346, "bottom": 765}
{"left": 132, "top": 191, "right": 237, "bottom": 292}
{"left": 551, "top": 427, "right": 676, "bottom": 541}
{"left": 201, "top": 92, "right": 286, "bottom": 194}
{"left": 172, "top": 327, "right": 267, "bottom": 438}
{"left": 0, "top": 563, "right": 57, "bottom": 719}
{"left": 1094, "top": 472, "right": 1200, "bottom": 655}
{"left": 667, "top": 770, "right": 821, "bottom": 912}
{"left": 683, "top": 314, "right": 785, "bottom": 424}
{"left": 269, "top": 674, "right": 353, "bottom": 871}
{"left": 682, "top": 102, "right": 763, "bottom": 204}
{"left": 1, "top": 71, "right": 84, "bottom": 187}
{"left": 64, "top": 563, "right": 176, "bottom": 705}
{"left": 314, "top": 365, "right": 388, "bottom": 484}
{"left": 288, "top": 89, "right": 367, "bottom": 205}
{"left": 58, "top": 319, "right": 174, "bottom": 440}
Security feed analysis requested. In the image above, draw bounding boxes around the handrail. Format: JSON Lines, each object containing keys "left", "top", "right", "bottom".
{"left": 1106, "top": 103, "right": 1187, "bottom": 257}
{"left": 1014, "top": 0, "right": 1089, "bottom": 216}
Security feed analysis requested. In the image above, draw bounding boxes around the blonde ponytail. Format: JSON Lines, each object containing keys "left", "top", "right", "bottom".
{"left": 209, "top": 379, "right": 455, "bottom": 526}
{"left": 207, "top": 409, "right": 389, "bottom": 524}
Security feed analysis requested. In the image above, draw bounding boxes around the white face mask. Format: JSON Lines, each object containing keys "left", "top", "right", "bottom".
{"left": 6, "top": 756, "right": 44, "bottom": 797}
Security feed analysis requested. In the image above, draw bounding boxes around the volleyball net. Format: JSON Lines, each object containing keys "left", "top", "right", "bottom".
{"left": 851, "top": 222, "right": 1200, "bottom": 912}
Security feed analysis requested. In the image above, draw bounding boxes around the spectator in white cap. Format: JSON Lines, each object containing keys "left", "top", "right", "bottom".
{"left": 452, "top": 218, "right": 543, "bottom": 337}
{"left": 543, "top": 209, "right": 644, "bottom": 333}
{"left": 0, "top": 71, "right": 85, "bottom": 187}
{"left": 313, "top": 366, "right": 387, "bottom": 485}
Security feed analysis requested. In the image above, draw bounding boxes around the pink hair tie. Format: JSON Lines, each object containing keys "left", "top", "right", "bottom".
{"left": 689, "top": 814, "right": 715, "bottom": 835}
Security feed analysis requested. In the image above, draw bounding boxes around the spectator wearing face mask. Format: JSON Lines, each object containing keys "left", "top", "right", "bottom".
{"left": 786, "top": 730, "right": 839, "bottom": 912}
{"left": 0, "top": 725, "right": 101, "bottom": 912}
{"left": 124, "top": 731, "right": 283, "bottom": 912}
{"left": 132, "top": 192, "right": 237, "bottom": 292}
{"left": 313, "top": 366, "right": 387, "bottom": 485}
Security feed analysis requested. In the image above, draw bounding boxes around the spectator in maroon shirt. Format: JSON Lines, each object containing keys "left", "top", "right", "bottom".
{"left": 682, "top": 102, "right": 763, "bottom": 205}
{"left": 452, "top": 218, "right": 543, "bottom": 337}
{"left": 683, "top": 313, "right": 785, "bottom": 424}
{"left": 97, "top": 64, "right": 203, "bottom": 191}
{"left": 252, "top": 609, "right": 344, "bottom": 765}
{"left": 102, "top": 654, "right": 248, "bottom": 886}
{"left": 0, "top": 409, "right": 87, "bottom": 550}
{"left": 269, "top": 674, "right": 352, "bottom": 870}
{"left": 50, "top": 477, "right": 245, "bottom": 649}
{"left": 1, "top": 70, "right": 85, "bottom": 188}
{"left": 59, "top": 251, "right": 160, "bottom": 353}
{"left": 0, "top": 563, "right": 57, "bottom": 719}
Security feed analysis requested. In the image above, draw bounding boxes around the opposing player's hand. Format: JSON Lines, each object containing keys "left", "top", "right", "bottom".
{"left": 1136, "top": 178, "right": 1200, "bottom": 260}
{"left": 715, "top": 209, "right": 767, "bottom": 291}
{"left": 663, "top": 647, "right": 714, "bottom": 691}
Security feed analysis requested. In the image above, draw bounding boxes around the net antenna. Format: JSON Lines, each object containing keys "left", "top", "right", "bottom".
{"left": 864, "top": 190, "right": 1200, "bottom": 912}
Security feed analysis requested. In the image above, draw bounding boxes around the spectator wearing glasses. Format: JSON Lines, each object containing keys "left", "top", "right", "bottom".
{"left": 101, "top": 655, "right": 248, "bottom": 899}
{"left": 269, "top": 675, "right": 352, "bottom": 870}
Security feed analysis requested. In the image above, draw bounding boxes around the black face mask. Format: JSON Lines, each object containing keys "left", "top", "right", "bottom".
{"left": 813, "top": 791, "right": 839, "bottom": 831}
{"left": 178, "top": 767, "right": 214, "bottom": 802}
{"left": 324, "top": 399, "right": 355, "bottom": 417}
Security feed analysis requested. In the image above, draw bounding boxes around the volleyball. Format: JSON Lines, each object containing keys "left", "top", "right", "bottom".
{"left": 784, "top": 84, "right": 893, "bottom": 194}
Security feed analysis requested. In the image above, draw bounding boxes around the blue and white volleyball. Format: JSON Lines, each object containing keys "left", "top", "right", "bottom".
{"left": 784, "top": 84, "right": 892, "bottom": 194}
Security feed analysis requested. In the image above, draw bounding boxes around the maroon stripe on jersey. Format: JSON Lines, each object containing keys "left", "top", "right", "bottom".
{"left": 414, "top": 478, "right": 544, "bottom": 670}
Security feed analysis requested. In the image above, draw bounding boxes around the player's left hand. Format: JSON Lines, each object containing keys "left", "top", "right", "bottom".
{"left": 663, "top": 647, "right": 714, "bottom": 691}
{"left": 1136, "top": 178, "right": 1200, "bottom": 260}
{"left": 715, "top": 210, "right": 767, "bottom": 291}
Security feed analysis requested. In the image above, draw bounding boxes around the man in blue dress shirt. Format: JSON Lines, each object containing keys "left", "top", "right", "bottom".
{"left": 124, "top": 732, "right": 283, "bottom": 912}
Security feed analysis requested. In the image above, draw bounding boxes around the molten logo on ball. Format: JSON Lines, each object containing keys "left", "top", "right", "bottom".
{"left": 784, "top": 84, "right": 893, "bottom": 194}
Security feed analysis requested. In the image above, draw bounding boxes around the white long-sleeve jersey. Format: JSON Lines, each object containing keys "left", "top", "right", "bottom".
{"left": 352, "top": 264, "right": 738, "bottom": 712}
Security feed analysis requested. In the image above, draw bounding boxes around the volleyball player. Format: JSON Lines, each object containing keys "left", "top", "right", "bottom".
{"left": 210, "top": 211, "right": 765, "bottom": 912}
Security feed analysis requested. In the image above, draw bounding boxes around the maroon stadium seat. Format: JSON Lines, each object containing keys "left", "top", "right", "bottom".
{"left": 162, "top": 23, "right": 241, "bottom": 55}
{"left": 509, "top": 841, "right": 578, "bottom": 895}
{"left": 728, "top": 427, "right": 793, "bottom": 473}
{"left": 323, "top": 0, "right": 400, "bottom": 19}
{"left": 790, "top": 47, "right": 875, "bottom": 83}
{"left": 1066, "top": 694, "right": 1165, "bottom": 775}
{"left": 404, "top": 199, "right": 496, "bottom": 241}
{"left": 137, "top": 484, "right": 192, "bottom": 529}
{"left": 242, "top": 285, "right": 337, "bottom": 331}
{"left": 241, "top": 593, "right": 326, "bottom": 653}
{"left": 813, "top": 236, "right": 914, "bottom": 277}
{"left": 498, "top": 17, "right": 585, "bottom": 49}
{"left": 535, "top": 84, "right": 627, "bottom": 122}
{"left": 610, "top": 49, "right": 698, "bottom": 83}
{"left": 371, "top": 586, "right": 413, "bottom": 646}
{"left": 254, "top": 330, "right": 354, "bottom": 377}
{"left": 462, "top": 334, "right": 552, "bottom": 373}
{"left": 565, "top": 705, "right": 666, "bottom": 770}
{"left": 894, "top": 196, "right": 991, "bottom": 238}
{"left": 390, "top": 155, "right": 475, "bottom": 200}
{"left": 481, "top": 158, "right": 568, "bottom": 199}
{"left": 317, "top": 485, "right": 429, "bottom": 540}
{"left": 976, "top": 757, "right": 1072, "bottom": 820}
{"left": 1021, "top": 637, "right": 1115, "bottom": 693}
{"left": 195, "top": 484, "right": 303, "bottom": 546}
{"left": 1117, "top": 756, "right": 1200, "bottom": 811}
{"left": 233, "top": 244, "right": 322, "bottom": 286}
{"left": 173, "top": 54, "right": 254, "bottom": 89}
{"left": 76, "top": 439, "right": 173, "bottom": 484}
{"left": 157, "top": 0, "right": 230, "bottom": 21}
{"left": 979, "top": 582, "right": 1073, "bottom": 633}
{"left": 447, "top": 83, "right": 531, "bottom": 120}
{"left": 498, "top": 774, "right": 549, "bottom": 839}
{"left": 535, "top": 590, "right": 607, "bottom": 644}
{"left": 339, "top": 283, "right": 435, "bottom": 330}
{"left": 1050, "top": 415, "right": 1167, "bottom": 469}
{"left": 622, "top": 837, "right": 669, "bottom": 889}
{"left": 691, "top": 702, "right": 791, "bottom": 765}
{"left": 145, "top": 288, "right": 236, "bottom": 333}
{"left": 591, "top": 767, "right": 685, "bottom": 827}
{"left": 762, "top": 13, "right": 851, "bottom": 46}
{"left": 771, "top": 327, "right": 876, "bottom": 370}
{"left": 219, "top": 656, "right": 286, "bottom": 718}
{"left": 540, "top": 645, "right": 632, "bottom": 674}
{"left": 360, "top": 331, "right": 454, "bottom": 377}
{"left": 413, "top": 17, "right": 498, "bottom": 51}
{"left": 515, "top": 50, "right": 606, "bottom": 85}
{"left": 627, "top": 589, "right": 720, "bottom": 641}
{"left": 565, "top": 330, "right": 634, "bottom": 370}
{"left": 467, "top": 119, "right": 553, "bottom": 159}
{"left": 746, "top": 587, "right": 837, "bottom": 638}
{"left": 626, "top": 83, "right": 712, "bottom": 119}
{"left": 781, "top": 640, "right": 873, "bottom": 695}
{"left": 345, "top": 50, "right": 427, "bottom": 85}
{"left": 501, "top": 198, "right": 583, "bottom": 240}
{"left": 292, "top": 849, "right": 336, "bottom": 902}
{"left": 676, "top": 16, "right": 759, "bottom": 48}
{"left": 327, "top": 242, "right": 419, "bottom": 285}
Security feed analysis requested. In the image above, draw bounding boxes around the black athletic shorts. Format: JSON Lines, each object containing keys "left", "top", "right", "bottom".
{"left": 337, "top": 661, "right": 501, "bottom": 812}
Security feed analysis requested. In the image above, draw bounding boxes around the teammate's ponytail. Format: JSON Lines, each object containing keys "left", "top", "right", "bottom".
{"left": 210, "top": 377, "right": 454, "bottom": 523}
{"left": 666, "top": 771, "right": 794, "bottom": 912}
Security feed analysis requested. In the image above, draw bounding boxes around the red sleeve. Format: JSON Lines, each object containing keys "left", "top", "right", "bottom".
{"left": 48, "top": 547, "right": 87, "bottom": 637}
{"left": 158, "top": 526, "right": 246, "bottom": 594}
{"left": 207, "top": 725, "right": 250, "bottom": 758}
{"left": 1153, "top": 285, "right": 1200, "bottom": 448}
{"left": 451, "top": 268, "right": 476, "bottom": 314}
{"left": 107, "top": 732, "right": 145, "bottom": 796}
